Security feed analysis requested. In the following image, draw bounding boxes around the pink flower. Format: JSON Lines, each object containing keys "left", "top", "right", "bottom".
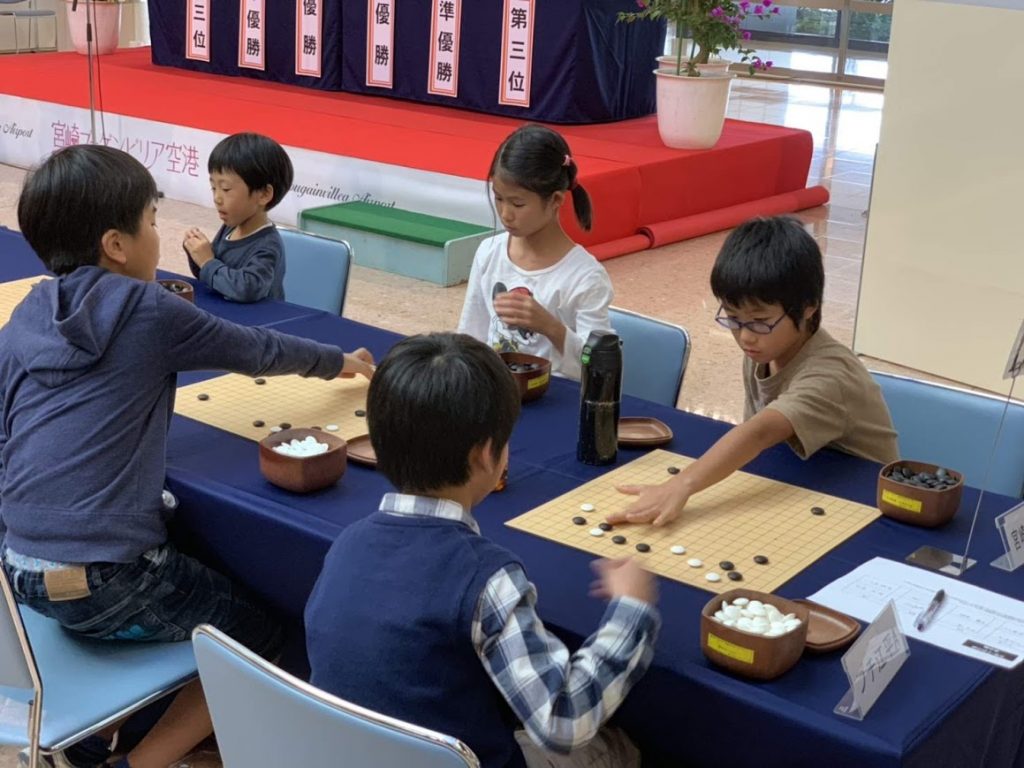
{"left": 710, "top": 6, "right": 724, "bottom": 16}
{"left": 762, "top": 0, "right": 772, "bottom": 6}
{"left": 765, "top": 60, "right": 773, "bottom": 68}
{"left": 740, "top": 0, "right": 751, "bottom": 9}
{"left": 772, "top": 5, "right": 780, "bottom": 12}
{"left": 753, "top": 5, "right": 763, "bottom": 13}
{"left": 742, "top": 30, "right": 752, "bottom": 39}
{"left": 635, "top": 0, "right": 646, "bottom": 7}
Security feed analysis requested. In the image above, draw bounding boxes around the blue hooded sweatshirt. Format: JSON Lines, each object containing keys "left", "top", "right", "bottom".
{"left": 0, "top": 266, "right": 345, "bottom": 563}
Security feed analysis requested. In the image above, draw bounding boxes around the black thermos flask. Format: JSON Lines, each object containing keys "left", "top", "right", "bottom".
{"left": 577, "top": 331, "right": 622, "bottom": 465}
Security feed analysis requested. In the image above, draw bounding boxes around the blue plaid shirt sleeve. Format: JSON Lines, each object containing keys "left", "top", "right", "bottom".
{"left": 472, "top": 563, "right": 660, "bottom": 754}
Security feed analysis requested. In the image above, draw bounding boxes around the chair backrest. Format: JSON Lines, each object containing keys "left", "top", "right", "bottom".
{"left": 872, "top": 371, "right": 1024, "bottom": 497}
{"left": 0, "top": 568, "right": 39, "bottom": 693}
{"left": 279, "top": 227, "right": 351, "bottom": 315}
{"left": 192, "top": 625, "right": 479, "bottom": 768}
{"left": 609, "top": 306, "right": 691, "bottom": 407}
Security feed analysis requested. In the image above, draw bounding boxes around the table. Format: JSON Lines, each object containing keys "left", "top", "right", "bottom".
{"left": 161, "top": 310, "right": 1024, "bottom": 768}
{"left": 148, "top": 0, "right": 663, "bottom": 123}
{"left": 2, "top": 235, "right": 1022, "bottom": 767}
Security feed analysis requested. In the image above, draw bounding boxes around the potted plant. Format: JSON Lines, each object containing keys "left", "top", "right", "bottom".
{"left": 65, "top": 0, "right": 122, "bottom": 55}
{"left": 619, "top": 0, "right": 778, "bottom": 149}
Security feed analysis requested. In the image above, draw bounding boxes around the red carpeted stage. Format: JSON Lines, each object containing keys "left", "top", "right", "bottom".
{"left": 0, "top": 48, "right": 827, "bottom": 259}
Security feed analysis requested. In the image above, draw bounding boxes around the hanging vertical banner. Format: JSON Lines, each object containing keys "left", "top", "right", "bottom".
{"left": 238, "top": 0, "right": 265, "bottom": 70}
{"left": 186, "top": 0, "right": 210, "bottom": 62}
{"left": 295, "top": 0, "right": 322, "bottom": 77}
{"left": 427, "top": 0, "right": 461, "bottom": 97}
{"left": 366, "top": 0, "right": 394, "bottom": 88}
{"left": 499, "top": 0, "right": 534, "bottom": 107}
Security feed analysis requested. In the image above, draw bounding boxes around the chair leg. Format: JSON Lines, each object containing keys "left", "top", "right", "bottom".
{"left": 28, "top": 690, "right": 43, "bottom": 768}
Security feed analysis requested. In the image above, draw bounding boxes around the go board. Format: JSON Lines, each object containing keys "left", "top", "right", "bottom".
{"left": 0, "top": 276, "right": 47, "bottom": 328}
{"left": 507, "top": 449, "right": 880, "bottom": 594}
{"left": 175, "top": 373, "right": 370, "bottom": 443}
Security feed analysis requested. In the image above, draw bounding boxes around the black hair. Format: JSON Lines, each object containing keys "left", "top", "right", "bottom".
{"left": 367, "top": 333, "right": 521, "bottom": 494}
{"left": 208, "top": 132, "right": 294, "bottom": 210}
{"left": 17, "top": 145, "right": 158, "bottom": 276}
{"left": 710, "top": 216, "right": 825, "bottom": 333}
{"left": 489, "top": 123, "right": 593, "bottom": 231}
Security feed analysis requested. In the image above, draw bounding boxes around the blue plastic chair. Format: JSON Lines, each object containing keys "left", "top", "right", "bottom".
{"left": 609, "top": 306, "right": 691, "bottom": 407}
{"left": 192, "top": 624, "right": 479, "bottom": 768}
{"left": 279, "top": 227, "right": 352, "bottom": 315}
{"left": 872, "top": 371, "right": 1024, "bottom": 497}
{"left": 0, "top": 569, "right": 196, "bottom": 766}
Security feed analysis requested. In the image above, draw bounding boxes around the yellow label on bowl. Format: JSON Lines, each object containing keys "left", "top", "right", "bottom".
{"left": 527, "top": 372, "right": 550, "bottom": 390}
{"left": 707, "top": 633, "right": 754, "bottom": 664}
{"left": 881, "top": 489, "right": 923, "bottom": 513}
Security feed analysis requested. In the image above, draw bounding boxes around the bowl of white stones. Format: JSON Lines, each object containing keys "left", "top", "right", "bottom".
{"left": 701, "top": 589, "right": 810, "bottom": 680}
{"left": 259, "top": 428, "right": 347, "bottom": 493}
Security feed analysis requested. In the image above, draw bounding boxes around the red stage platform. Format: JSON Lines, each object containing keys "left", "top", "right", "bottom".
{"left": 0, "top": 49, "right": 827, "bottom": 259}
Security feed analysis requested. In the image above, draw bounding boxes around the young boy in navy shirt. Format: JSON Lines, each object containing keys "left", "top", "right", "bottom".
{"left": 305, "top": 333, "right": 659, "bottom": 768}
{"left": 0, "top": 145, "right": 373, "bottom": 768}
{"left": 184, "top": 132, "right": 292, "bottom": 302}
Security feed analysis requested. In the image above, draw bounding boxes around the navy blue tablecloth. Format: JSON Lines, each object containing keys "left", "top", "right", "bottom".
{"left": 161, "top": 310, "right": 1024, "bottom": 768}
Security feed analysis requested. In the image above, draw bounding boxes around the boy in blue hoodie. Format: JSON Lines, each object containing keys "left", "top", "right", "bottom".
{"left": 0, "top": 145, "right": 374, "bottom": 768}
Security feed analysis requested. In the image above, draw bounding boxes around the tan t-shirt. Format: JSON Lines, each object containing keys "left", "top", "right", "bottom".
{"left": 743, "top": 328, "right": 898, "bottom": 464}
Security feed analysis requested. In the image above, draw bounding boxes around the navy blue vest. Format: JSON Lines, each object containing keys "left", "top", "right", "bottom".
{"left": 305, "top": 512, "right": 526, "bottom": 768}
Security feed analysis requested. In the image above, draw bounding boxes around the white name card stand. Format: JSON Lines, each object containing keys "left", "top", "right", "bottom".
{"left": 907, "top": 317, "right": 1024, "bottom": 577}
{"left": 992, "top": 501, "right": 1024, "bottom": 571}
{"left": 835, "top": 601, "right": 910, "bottom": 721}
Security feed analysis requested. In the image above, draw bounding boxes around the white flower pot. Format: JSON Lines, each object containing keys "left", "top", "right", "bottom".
{"left": 656, "top": 55, "right": 731, "bottom": 76}
{"left": 65, "top": 0, "right": 121, "bottom": 55}
{"left": 654, "top": 69, "right": 735, "bottom": 150}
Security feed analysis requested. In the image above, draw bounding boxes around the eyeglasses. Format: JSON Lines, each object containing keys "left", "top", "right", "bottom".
{"left": 714, "top": 306, "right": 787, "bottom": 335}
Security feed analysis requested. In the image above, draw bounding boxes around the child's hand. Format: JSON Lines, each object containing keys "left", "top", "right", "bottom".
{"left": 606, "top": 479, "right": 691, "bottom": 527}
{"left": 339, "top": 348, "right": 375, "bottom": 379}
{"left": 183, "top": 227, "right": 214, "bottom": 266}
{"left": 590, "top": 558, "right": 657, "bottom": 606}
{"left": 493, "top": 291, "right": 560, "bottom": 340}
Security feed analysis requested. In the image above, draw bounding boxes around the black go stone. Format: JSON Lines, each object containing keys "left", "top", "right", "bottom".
{"left": 667, "top": 466, "right": 681, "bottom": 475}
{"left": 753, "top": 555, "right": 769, "bottom": 565}
{"left": 311, "top": 426, "right": 321, "bottom": 431}
{"left": 279, "top": 423, "right": 291, "bottom": 430}
{"left": 728, "top": 571, "right": 744, "bottom": 581}
{"left": 635, "top": 543, "right": 651, "bottom": 553}
{"left": 252, "top": 420, "right": 265, "bottom": 428}
{"left": 254, "top": 378, "right": 266, "bottom": 385}
{"left": 612, "top": 535, "right": 627, "bottom": 545}
{"left": 599, "top": 522, "right": 613, "bottom": 532}
{"left": 572, "top": 516, "right": 587, "bottom": 526}
{"left": 811, "top": 506, "right": 826, "bottom": 516}
{"left": 197, "top": 393, "right": 209, "bottom": 401}
{"left": 719, "top": 560, "right": 735, "bottom": 571}
{"left": 355, "top": 410, "right": 366, "bottom": 417}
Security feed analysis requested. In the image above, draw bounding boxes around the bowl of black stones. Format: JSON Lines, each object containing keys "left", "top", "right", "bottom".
{"left": 877, "top": 460, "right": 963, "bottom": 528}
{"left": 157, "top": 279, "right": 195, "bottom": 303}
{"left": 500, "top": 352, "right": 551, "bottom": 403}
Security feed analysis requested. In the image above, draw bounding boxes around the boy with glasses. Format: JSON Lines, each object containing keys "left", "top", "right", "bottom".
{"left": 608, "top": 216, "right": 897, "bottom": 527}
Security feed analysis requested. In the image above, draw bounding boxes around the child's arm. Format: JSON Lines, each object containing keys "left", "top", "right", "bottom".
{"left": 607, "top": 408, "right": 795, "bottom": 527}
{"left": 185, "top": 228, "right": 279, "bottom": 303}
{"left": 474, "top": 558, "right": 659, "bottom": 754}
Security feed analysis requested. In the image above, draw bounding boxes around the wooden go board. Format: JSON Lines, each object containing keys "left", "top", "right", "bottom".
{"left": 0, "top": 276, "right": 47, "bottom": 329}
{"left": 507, "top": 449, "right": 880, "bottom": 594}
{"left": 175, "top": 373, "right": 370, "bottom": 442}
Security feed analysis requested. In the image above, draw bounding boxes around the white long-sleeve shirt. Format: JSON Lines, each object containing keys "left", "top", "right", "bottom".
{"left": 457, "top": 233, "right": 614, "bottom": 379}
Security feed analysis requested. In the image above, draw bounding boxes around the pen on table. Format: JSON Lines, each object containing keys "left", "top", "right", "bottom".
{"left": 915, "top": 588, "right": 946, "bottom": 632}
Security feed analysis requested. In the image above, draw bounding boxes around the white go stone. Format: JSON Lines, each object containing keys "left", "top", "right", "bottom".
{"left": 325, "top": 424, "right": 339, "bottom": 432}
{"left": 723, "top": 619, "right": 737, "bottom": 627}
{"left": 705, "top": 573, "right": 722, "bottom": 583}
{"left": 270, "top": 426, "right": 282, "bottom": 433}
{"left": 687, "top": 558, "right": 703, "bottom": 568}
{"left": 589, "top": 528, "right": 605, "bottom": 537}
{"left": 670, "top": 545, "right": 687, "bottom": 555}
{"left": 732, "top": 597, "right": 749, "bottom": 606}
{"left": 580, "top": 503, "right": 596, "bottom": 513}
{"left": 714, "top": 610, "right": 726, "bottom": 620}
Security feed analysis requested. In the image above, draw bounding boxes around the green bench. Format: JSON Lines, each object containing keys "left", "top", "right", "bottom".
{"left": 299, "top": 202, "right": 494, "bottom": 287}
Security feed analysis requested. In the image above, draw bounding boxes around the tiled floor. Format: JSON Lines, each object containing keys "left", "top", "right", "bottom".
{"left": 0, "top": 77, "right": 956, "bottom": 767}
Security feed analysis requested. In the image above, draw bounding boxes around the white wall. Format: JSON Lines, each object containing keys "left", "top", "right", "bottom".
{"left": 855, "top": 0, "right": 1024, "bottom": 394}
{"left": 0, "top": 0, "right": 148, "bottom": 53}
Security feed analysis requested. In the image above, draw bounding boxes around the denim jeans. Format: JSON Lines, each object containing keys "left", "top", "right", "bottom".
{"left": 4, "top": 544, "right": 281, "bottom": 657}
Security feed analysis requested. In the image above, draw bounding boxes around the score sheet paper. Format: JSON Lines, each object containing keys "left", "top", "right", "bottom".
{"left": 808, "top": 558, "right": 1024, "bottom": 669}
